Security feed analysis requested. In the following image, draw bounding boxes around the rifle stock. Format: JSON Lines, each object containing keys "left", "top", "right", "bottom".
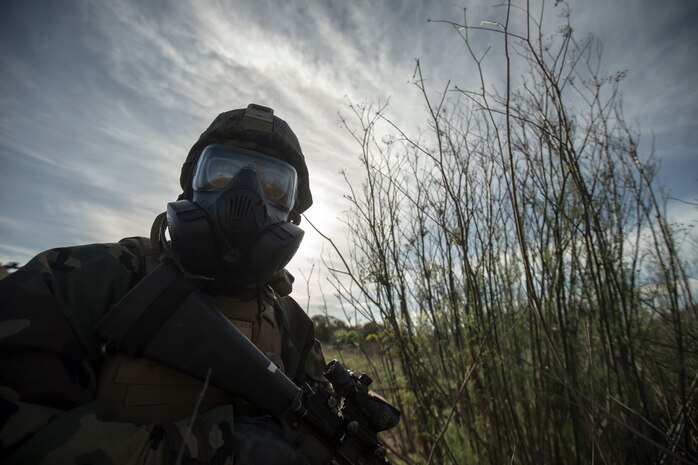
{"left": 96, "top": 262, "right": 399, "bottom": 465}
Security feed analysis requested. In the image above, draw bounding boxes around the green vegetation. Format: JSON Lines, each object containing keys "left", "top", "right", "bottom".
{"left": 320, "top": 2, "right": 698, "bottom": 464}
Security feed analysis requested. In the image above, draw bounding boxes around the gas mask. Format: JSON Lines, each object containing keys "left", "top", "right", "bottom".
{"left": 166, "top": 144, "right": 304, "bottom": 287}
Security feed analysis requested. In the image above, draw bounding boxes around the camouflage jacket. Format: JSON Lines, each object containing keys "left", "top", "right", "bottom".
{"left": 0, "top": 238, "right": 325, "bottom": 464}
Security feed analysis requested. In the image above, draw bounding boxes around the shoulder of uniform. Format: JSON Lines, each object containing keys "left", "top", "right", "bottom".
{"left": 269, "top": 268, "right": 294, "bottom": 297}
{"left": 118, "top": 236, "right": 161, "bottom": 275}
{"left": 10, "top": 239, "right": 157, "bottom": 288}
{"left": 27, "top": 242, "right": 134, "bottom": 274}
{"left": 118, "top": 236, "right": 152, "bottom": 254}
{"left": 274, "top": 294, "right": 314, "bottom": 334}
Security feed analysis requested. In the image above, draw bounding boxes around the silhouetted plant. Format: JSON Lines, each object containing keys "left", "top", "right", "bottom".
{"left": 325, "top": 1, "right": 697, "bottom": 464}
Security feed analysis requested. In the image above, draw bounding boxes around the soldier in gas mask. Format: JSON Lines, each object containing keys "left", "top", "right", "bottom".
{"left": 0, "top": 104, "right": 325, "bottom": 464}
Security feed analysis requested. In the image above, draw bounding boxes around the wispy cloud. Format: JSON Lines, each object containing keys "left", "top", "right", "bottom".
{"left": 1, "top": 0, "right": 696, "bottom": 313}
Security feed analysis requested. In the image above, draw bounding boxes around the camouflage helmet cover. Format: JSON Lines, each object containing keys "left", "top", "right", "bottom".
{"left": 180, "top": 104, "right": 312, "bottom": 214}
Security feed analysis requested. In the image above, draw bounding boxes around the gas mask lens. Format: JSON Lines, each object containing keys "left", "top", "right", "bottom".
{"left": 193, "top": 145, "right": 298, "bottom": 209}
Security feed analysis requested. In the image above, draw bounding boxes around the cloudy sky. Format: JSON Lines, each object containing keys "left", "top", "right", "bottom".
{"left": 1, "top": 0, "right": 696, "bottom": 315}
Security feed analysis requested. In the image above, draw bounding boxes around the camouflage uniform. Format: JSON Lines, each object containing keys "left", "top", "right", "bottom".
{"left": 0, "top": 238, "right": 325, "bottom": 464}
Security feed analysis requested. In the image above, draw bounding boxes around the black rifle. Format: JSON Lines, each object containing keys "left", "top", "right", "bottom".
{"left": 96, "top": 262, "right": 400, "bottom": 465}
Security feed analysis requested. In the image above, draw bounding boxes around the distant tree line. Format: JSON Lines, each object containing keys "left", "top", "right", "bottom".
{"left": 311, "top": 314, "right": 383, "bottom": 349}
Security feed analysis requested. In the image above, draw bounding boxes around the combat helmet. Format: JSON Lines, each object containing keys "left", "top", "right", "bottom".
{"left": 179, "top": 103, "right": 312, "bottom": 222}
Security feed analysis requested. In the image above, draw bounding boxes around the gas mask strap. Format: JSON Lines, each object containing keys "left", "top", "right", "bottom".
{"left": 149, "top": 212, "right": 168, "bottom": 255}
